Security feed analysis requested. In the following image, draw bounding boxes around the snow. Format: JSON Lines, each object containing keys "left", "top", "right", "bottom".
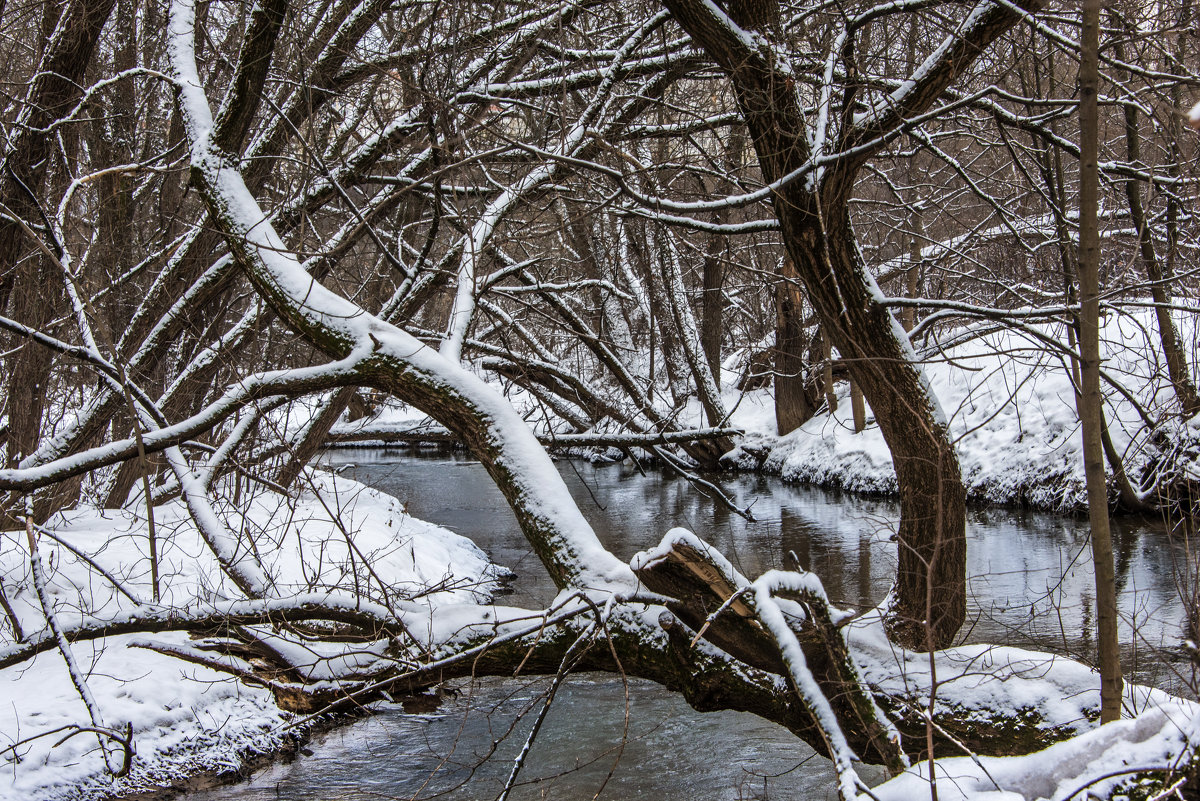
{"left": 164, "top": 0, "right": 637, "bottom": 593}
{"left": 753, "top": 570, "right": 862, "bottom": 801}
{"left": 631, "top": 527, "right": 750, "bottom": 587}
{"left": 629, "top": 529, "right": 1200, "bottom": 801}
{"left": 696, "top": 0, "right": 775, "bottom": 62}
{"left": 839, "top": 601, "right": 1200, "bottom": 800}
{"left": 872, "top": 703, "right": 1200, "bottom": 801}
{"left": 852, "top": 0, "right": 999, "bottom": 130}
{"left": 747, "top": 309, "right": 1199, "bottom": 510}
{"left": 145, "top": 12, "right": 1200, "bottom": 797}
{"left": 0, "top": 472, "right": 507, "bottom": 800}
{"left": 328, "top": 396, "right": 452, "bottom": 443}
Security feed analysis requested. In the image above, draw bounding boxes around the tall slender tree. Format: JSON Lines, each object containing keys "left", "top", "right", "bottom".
{"left": 1077, "top": 0, "right": 1123, "bottom": 723}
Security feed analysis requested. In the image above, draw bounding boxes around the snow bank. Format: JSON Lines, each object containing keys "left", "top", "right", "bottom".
{"left": 332, "top": 308, "right": 1198, "bottom": 512}
{"left": 732, "top": 310, "right": 1200, "bottom": 510}
{"left": 850, "top": 604, "right": 1200, "bottom": 801}
{"left": 872, "top": 702, "right": 1200, "bottom": 801}
{"left": 0, "top": 473, "right": 507, "bottom": 800}
{"left": 328, "top": 397, "right": 454, "bottom": 444}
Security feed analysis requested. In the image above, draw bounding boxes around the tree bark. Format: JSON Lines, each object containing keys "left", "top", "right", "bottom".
{"left": 796, "top": 210, "right": 965, "bottom": 649}
{"left": 701, "top": 225, "right": 725, "bottom": 386}
{"left": 850, "top": 379, "right": 865, "bottom": 433}
{"left": 0, "top": 0, "right": 118, "bottom": 311}
{"left": 903, "top": 216, "right": 922, "bottom": 333}
{"left": 1078, "top": 0, "right": 1123, "bottom": 723}
{"left": 774, "top": 266, "right": 819, "bottom": 435}
{"left": 274, "top": 387, "right": 359, "bottom": 488}
{"left": 1110, "top": 17, "right": 1200, "bottom": 418}
{"left": 0, "top": 0, "right": 117, "bottom": 525}
{"left": 821, "top": 330, "right": 837, "bottom": 414}
{"left": 661, "top": 0, "right": 981, "bottom": 648}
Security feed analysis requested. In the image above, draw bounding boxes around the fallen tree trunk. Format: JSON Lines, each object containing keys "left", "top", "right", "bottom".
{"left": 326, "top": 425, "right": 742, "bottom": 449}
{"left": 148, "top": 11, "right": 1190, "bottom": 798}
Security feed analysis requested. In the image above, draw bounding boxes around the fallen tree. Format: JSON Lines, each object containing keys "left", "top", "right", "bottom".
{"left": 138, "top": 2, "right": 1200, "bottom": 797}
{"left": 0, "top": 0, "right": 1197, "bottom": 798}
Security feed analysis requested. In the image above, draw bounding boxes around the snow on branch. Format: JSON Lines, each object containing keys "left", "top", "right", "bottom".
{"left": 165, "top": 0, "right": 634, "bottom": 593}
{"left": 0, "top": 356, "right": 364, "bottom": 491}
{"left": 847, "top": 0, "right": 1048, "bottom": 152}
{"left": 0, "top": 595, "right": 412, "bottom": 672}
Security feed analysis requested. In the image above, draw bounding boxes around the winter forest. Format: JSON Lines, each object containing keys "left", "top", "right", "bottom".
{"left": 1, "top": 0, "right": 1199, "bottom": 797}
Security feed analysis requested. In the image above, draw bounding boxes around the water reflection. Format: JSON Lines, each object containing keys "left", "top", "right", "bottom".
{"left": 188, "top": 674, "right": 887, "bottom": 801}
{"left": 187, "top": 448, "right": 1193, "bottom": 801}
{"left": 326, "top": 448, "right": 1189, "bottom": 690}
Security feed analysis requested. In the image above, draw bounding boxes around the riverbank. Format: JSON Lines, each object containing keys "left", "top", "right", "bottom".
{"left": 728, "top": 317, "right": 1200, "bottom": 511}
{"left": 7, "top": 307, "right": 1199, "bottom": 799}
{"left": 330, "top": 310, "right": 1200, "bottom": 513}
{"left": 107, "top": 707, "right": 380, "bottom": 801}
{"left": 126, "top": 452, "right": 1200, "bottom": 801}
{"left": 7, "top": 449, "right": 1197, "bottom": 801}
{"left": 0, "top": 474, "right": 507, "bottom": 801}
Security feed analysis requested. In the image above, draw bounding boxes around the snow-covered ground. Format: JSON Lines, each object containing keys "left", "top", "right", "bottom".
{"left": 855, "top": 608, "right": 1200, "bottom": 800}
{"left": 859, "top": 608, "right": 1200, "bottom": 801}
{"left": 630, "top": 530, "right": 1200, "bottom": 801}
{"left": 864, "top": 639, "right": 1200, "bottom": 801}
{"left": 0, "top": 473, "right": 507, "bottom": 800}
{"left": 4, "top": 472, "right": 1196, "bottom": 801}
{"left": 8, "top": 307, "right": 1198, "bottom": 800}
{"left": 732, "top": 310, "right": 1200, "bottom": 509}
{"left": 873, "top": 701, "right": 1200, "bottom": 801}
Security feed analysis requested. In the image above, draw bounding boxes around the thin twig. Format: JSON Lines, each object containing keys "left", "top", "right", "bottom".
{"left": 24, "top": 502, "right": 131, "bottom": 776}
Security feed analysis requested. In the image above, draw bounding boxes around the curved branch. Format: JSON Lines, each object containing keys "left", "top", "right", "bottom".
{"left": 168, "top": 0, "right": 633, "bottom": 593}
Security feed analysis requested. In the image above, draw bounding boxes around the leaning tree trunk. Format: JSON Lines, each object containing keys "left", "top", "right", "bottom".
{"left": 0, "top": 0, "right": 119, "bottom": 311}
{"left": 792, "top": 202, "right": 965, "bottom": 650}
{"left": 1110, "top": 18, "right": 1200, "bottom": 419}
{"left": 0, "top": 0, "right": 117, "bottom": 527}
{"left": 664, "top": 0, "right": 972, "bottom": 649}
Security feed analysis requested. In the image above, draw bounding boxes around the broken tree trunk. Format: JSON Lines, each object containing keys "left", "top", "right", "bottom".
{"left": 632, "top": 533, "right": 907, "bottom": 773}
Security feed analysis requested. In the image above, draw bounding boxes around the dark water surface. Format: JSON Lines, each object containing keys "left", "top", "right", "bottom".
{"left": 188, "top": 448, "right": 1194, "bottom": 801}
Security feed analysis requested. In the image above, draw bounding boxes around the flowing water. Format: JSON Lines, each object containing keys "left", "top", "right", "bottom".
{"left": 187, "top": 448, "right": 1195, "bottom": 801}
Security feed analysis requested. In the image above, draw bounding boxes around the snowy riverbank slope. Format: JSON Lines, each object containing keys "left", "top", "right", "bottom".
{"left": 335, "top": 309, "right": 1199, "bottom": 511}
{"left": 0, "top": 473, "right": 506, "bottom": 801}
{"left": 873, "top": 700, "right": 1200, "bottom": 801}
{"left": 852, "top": 602, "right": 1200, "bottom": 801}
{"left": 740, "top": 311, "right": 1200, "bottom": 510}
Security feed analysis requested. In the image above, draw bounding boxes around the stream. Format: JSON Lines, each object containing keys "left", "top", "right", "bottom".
{"left": 186, "top": 448, "right": 1195, "bottom": 801}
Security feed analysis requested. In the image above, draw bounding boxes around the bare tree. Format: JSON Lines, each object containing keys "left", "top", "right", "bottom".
{"left": 0, "top": 0, "right": 1197, "bottom": 795}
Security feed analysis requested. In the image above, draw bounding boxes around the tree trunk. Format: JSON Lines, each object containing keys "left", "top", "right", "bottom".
{"left": 661, "top": 233, "right": 731, "bottom": 434}
{"left": 701, "top": 238, "right": 724, "bottom": 388}
{"left": 0, "top": 0, "right": 117, "bottom": 526}
{"left": 821, "top": 330, "right": 837, "bottom": 414}
{"left": 274, "top": 388, "right": 359, "bottom": 488}
{"left": 774, "top": 265, "right": 819, "bottom": 435}
{"left": 0, "top": 0, "right": 118, "bottom": 310}
{"left": 851, "top": 379, "right": 865, "bottom": 433}
{"left": 631, "top": 229, "right": 690, "bottom": 406}
{"left": 664, "top": 0, "right": 970, "bottom": 649}
{"left": 1078, "top": 0, "right": 1123, "bottom": 722}
{"left": 1110, "top": 19, "right": 1200, "bottom": 418}
{"left": 798, "top": 212, "right": 965, "bottom": 650}
{"left": 0, "top": 256, "right": 64, "bottom": 527}
{"left": 903, "top": 216, "right": 922, "bottom": 332}
{"left": 901, "top": 17, "right": 922, "bottom": 335}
